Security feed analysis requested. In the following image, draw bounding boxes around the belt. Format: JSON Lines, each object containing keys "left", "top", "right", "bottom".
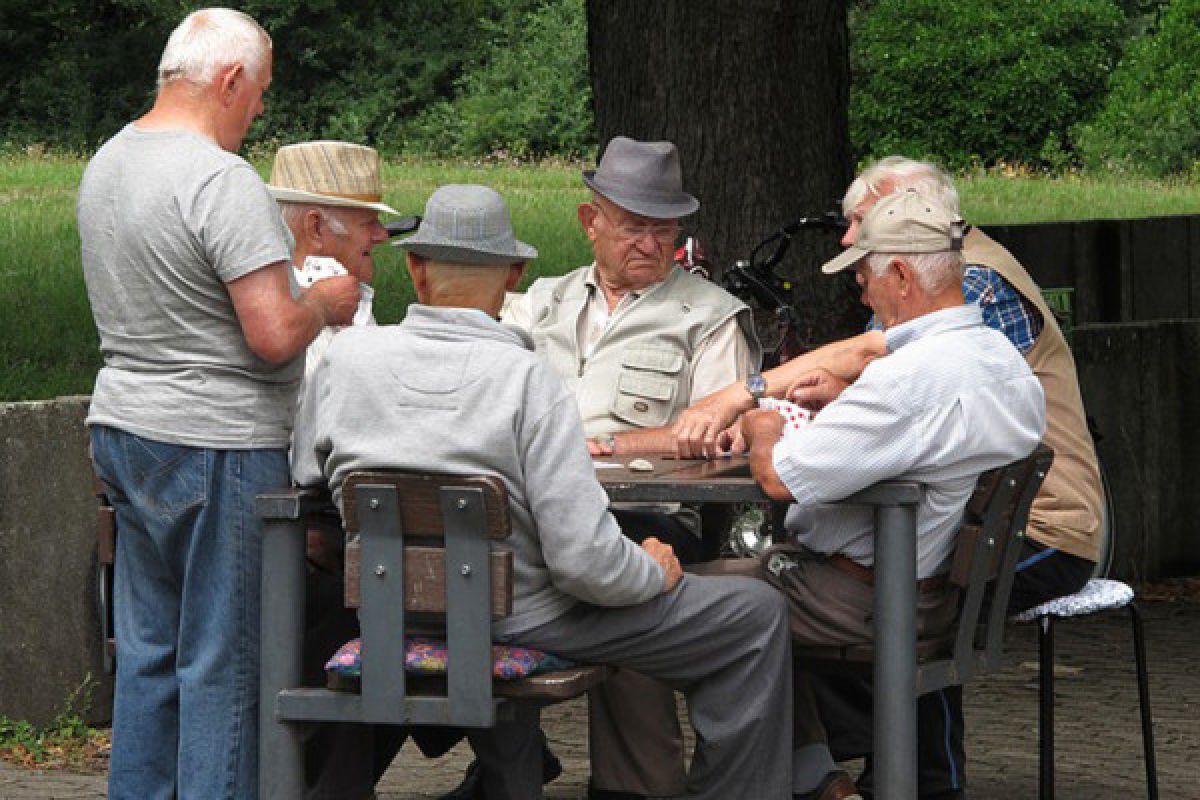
{"left": 828, "top": 553, "right": 949, "bottom": 593}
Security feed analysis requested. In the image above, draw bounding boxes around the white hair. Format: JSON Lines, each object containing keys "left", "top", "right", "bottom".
{"left": 157, "top": 8, "right": 272, "bottom": 90}
{"left": 866, "top": 250, "right": 964, "bottom": 294}
{"left": 279, "top": 203, "right": 350, "bottom": 237}
{"left": 844, "top": 156, "right": 961, "bottom": 216}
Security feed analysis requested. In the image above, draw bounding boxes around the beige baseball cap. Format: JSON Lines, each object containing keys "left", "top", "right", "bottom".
{"left": 821, "top": 189, "right": 965, "bottom": 274}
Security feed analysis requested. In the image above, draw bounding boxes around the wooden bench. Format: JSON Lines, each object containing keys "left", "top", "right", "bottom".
{"left": 257, "top": 470, "right": 610, "bottom": 799}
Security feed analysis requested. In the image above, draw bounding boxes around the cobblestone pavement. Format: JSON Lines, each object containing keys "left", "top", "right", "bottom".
{"left": 3, "top": 596, "right": 1196, "bottom": 799}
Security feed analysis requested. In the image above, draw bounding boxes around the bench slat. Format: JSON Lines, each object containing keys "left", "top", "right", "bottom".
{"left": 344, "top": 541, "right": 513, "bottom": 617}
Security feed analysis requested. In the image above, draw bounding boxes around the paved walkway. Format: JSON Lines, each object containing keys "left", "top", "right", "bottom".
{"left": 3, "top": 594, "right": 1196, "bottom": 799}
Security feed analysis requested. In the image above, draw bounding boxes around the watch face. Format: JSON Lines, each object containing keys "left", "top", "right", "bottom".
{"left": 747, "top": 374, "right": 767, "bottom": 397}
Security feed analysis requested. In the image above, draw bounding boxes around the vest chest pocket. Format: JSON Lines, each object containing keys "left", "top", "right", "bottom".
{"left": 610, "top": 347, "right": 685, "bottom": 428}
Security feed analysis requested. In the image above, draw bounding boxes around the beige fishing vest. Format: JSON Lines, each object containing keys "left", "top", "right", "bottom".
{"left": 524, "top": 266, "right": 761, "bottom": 436}
{"left": 967, "top": 228, "right": 1102, "bottom": 562}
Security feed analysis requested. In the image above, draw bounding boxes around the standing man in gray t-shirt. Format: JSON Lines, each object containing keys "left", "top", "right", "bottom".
{"left": 78, "top": 9, "right": 358, "bottom": 800}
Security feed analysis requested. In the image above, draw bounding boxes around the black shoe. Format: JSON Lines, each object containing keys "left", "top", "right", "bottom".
{"left": 440, "top": 741, "right": 564, "bottom": 800}
{"left": 586, "top": 779, "right": 647, "bottom": 800}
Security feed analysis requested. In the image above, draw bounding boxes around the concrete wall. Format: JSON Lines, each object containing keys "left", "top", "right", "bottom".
{"left": 0, "top": 397, "right": 112, "bottom": 727}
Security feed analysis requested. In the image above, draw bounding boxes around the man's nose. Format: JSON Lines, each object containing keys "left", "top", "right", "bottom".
{"left": 370, "top": 223, "right": 388, "bottom": 244}
{"left": 840, "top": 223, "right": 857, "bottom": 249}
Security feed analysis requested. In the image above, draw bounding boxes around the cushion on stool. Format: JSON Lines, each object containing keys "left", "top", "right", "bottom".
{"left": 1012, "top": 578, "right": 1135, "bottom": 622}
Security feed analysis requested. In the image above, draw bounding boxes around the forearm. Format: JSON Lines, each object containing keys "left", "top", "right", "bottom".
{"left": 748, "top": 440, "right": 794, "bottom": 501}
{"left": 611, "top": 425, "right": 682, "bottom": 455}
{"left": 763, "top": 331, "right": 886, "bottom": 390}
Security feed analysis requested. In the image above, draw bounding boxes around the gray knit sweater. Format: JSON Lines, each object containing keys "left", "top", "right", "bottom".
{"left": 291, "top": 305, "right": 665, "bottom": 635}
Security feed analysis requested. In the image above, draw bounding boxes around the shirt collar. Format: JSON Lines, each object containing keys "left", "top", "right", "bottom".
{"left": 402, "top": 304, "right": 535, "bottom": 351}
{"left": 885, "top": 304, "right": 983, "bottom": 353}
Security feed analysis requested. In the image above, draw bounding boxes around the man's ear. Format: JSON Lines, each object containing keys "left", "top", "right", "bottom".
{"left": 406, "top": 252, "right": 429, "bottom": 301}
{"left": 302, "top": 209, "right": 324, "bottom": 249}
{"left": 891, "top": 257, "right": 913, "bottom": 297}
{"left": 506, "top": 262, "right": 526, "bottom": 291}
{"left": 216, "top": 62, "right": 244, "bottom": 106}
{"left": 577, "top": 202, "right": 598, "bottom": 243}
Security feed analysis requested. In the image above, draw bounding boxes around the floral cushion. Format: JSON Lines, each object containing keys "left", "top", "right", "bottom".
{"left": 325, "top": 636, "right": 574, "bottom": 680}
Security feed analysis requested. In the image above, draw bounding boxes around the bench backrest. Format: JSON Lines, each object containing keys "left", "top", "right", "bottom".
{"left": 339, "top": 470, "right": 514, "bottom": 727}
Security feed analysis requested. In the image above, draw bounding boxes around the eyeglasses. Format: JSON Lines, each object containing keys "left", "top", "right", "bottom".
{"left": 591, "top": 203, "right": 679, "bottom": 244}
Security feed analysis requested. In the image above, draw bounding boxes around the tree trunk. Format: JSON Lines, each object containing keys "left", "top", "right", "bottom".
{"left": 586, "top": 0, "right": 864, "bottom": 344}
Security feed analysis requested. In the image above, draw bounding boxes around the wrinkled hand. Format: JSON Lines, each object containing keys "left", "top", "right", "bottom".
{"left": 304, "top": 274, "right": 360, "bottom": 327}
{"left": 786, "top": 368, "right": 848, "bottom": 412}
{"left": 673, "top": 385, "right": 748, "bottom": 459}
{"left": 741, "top": 408, "right": 785, "bottom": 450}
{"left": 715, "top": 417, "right": 747, "bottom": 455}
{"left": 641, "top": 536, "right": 683, "bottom": 593}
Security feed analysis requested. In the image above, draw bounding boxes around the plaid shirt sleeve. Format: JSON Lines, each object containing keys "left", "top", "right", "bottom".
{"left": 962, "top": 265, "right": 1043, "bottom": 354}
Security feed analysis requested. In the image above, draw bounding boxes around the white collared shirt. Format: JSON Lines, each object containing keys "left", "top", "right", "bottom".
{"left": 773, "top": 304, "right": 1046, "bottom": 578}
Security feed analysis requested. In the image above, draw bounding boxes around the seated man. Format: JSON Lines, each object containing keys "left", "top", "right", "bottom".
{"left": 291, "top": 184, "right": 795, "bottom": 800}
{"left": 503, "top": 135, "right": 762, "bottom": 799}
{"left": 681, "top": 156, "right": 1103, "bottom": 799}
{"left": 729, "top": 189, "right": 1046, "bottom": 800}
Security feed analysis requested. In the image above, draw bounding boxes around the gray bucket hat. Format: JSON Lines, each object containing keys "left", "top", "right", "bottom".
{"left": 583, "top": 136, "right": 699, "bottom": 219}
{"left": 395, "top": 184, "right": 537, "bottom": 266}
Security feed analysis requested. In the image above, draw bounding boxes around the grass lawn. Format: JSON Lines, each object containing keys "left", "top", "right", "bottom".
{"left": 2, "top": 150, "right": 1199, "bottom": 401}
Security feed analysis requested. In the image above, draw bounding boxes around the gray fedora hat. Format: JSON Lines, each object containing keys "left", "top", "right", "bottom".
{"left": 395, "top": 184, "right": 538, "bottom": 266}
{"left": 583, "top": 136, "right": 699, "bottom": 219}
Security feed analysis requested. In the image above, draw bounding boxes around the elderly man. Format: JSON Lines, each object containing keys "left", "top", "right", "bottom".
{"left": 292, "top": 184, "right": 794, "bottom": 800}
{"left": 78, "top": 9, "right": 358, "bottom": 800}
{"left": 501, "top": 134, "right": 761, "bottom": 799}
{"left": 730, "top": 189, "right": 1045, "bottom": 800}
{"left": 681, "top": 157, "right": 1104, "bottom": 799}
{"left": 269, "top": 140, "right": 396, "bottom": 369}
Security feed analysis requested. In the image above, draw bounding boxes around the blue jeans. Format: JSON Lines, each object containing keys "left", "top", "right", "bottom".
{"left": 91, "top": 425, "right": 288, "bottom": 800}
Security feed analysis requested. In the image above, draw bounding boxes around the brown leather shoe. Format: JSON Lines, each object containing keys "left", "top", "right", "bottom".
{"left": 795, "top": 770, "right": 863, "bottom": 800}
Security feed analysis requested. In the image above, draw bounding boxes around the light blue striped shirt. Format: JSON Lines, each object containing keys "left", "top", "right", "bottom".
{"left": 774, "top": 304, "right": 1046, "bottom": 578}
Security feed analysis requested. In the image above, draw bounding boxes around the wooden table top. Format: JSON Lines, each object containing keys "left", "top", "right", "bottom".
{"left": 594, "top": 454, "right": 768, "bottom": 504}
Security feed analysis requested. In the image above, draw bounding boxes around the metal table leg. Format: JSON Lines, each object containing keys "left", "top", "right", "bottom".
{"left": 873, "top": 502, "right": 918, "bottom": 800}
{"left": 259, "top": 515, "right": 307, "bottom": 800}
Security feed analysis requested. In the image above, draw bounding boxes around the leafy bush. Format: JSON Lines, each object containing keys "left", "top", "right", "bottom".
{"left": 399, "top": 0, "right": 595, "bottom": 158}
{"left": 1074, "top": 0, "right": 1200, "bottom": 176}
{"left": 850, "top": 0, "right": 1124, "bottom": 168}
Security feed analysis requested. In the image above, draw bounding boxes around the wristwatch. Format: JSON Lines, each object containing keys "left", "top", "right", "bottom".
{"left": 744, "top": 373, "right": 767, "bottom": 402}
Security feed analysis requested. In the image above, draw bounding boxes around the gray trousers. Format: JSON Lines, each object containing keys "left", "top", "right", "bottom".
{"left": 497, "top": 574, "right": 794, "bottom": 800}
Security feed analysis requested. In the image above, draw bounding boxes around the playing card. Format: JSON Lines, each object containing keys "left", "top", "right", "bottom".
{"left": 758, "top": 396, "right": 813, "bottom": 441}
{"left": 293, "top": 255, "right": 347, "bottom": 288}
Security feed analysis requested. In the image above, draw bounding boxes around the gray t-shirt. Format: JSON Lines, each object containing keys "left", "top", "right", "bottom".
{"left": 78, "top": 125, "right": 297, "bottom": 448}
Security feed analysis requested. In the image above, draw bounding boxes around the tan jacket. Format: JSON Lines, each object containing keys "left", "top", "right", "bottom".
{"left": 522, "top": 266, "right": 760, "bottom": 436}
{"left": 967, "top": 228, "right": 1102, "bottom": 562}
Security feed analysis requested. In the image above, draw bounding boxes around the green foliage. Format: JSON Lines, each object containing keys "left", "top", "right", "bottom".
{"left": 849, "top": 0, "right": 1124, "bottom": 169}
{"left": 399, "top": 0, "right": 595, "bottom": 158}
{"left": 1073, "top": 0, "right": 1200, "bottom": 176}
{"left": 0, "top": 0, "right": 591, "bottom": 159}
{"left": 0, "top": 674, "right": 103, "bottom": 768}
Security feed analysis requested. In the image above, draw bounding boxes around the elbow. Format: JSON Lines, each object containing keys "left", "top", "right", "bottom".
{"left": 764, "top": 478, "right": 795, "bottom": 503}
{"left": 245, "top": 326, "right": 303, "bottom": 365}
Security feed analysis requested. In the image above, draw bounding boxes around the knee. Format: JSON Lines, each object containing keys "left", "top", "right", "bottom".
{"left": 724, "top": 576, "right": 789, "bottom": 634}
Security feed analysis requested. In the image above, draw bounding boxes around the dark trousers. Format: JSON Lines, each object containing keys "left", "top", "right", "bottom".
{"left": 828, "top": 538, "right": 1094, "bottom": 797}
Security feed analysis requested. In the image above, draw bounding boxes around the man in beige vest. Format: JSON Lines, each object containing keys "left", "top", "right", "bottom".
{"left": 676, "top": 156, "right": 1103, "bottom": 800}
{"left": 498, "top": 136, "right": 762, "bottom": 799}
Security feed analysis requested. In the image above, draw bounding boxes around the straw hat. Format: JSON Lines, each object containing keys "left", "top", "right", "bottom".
{"left": 268, "top": 140, "right": 399, "bottom": 215}
{"left": 395, "top": 184, "right": 537, "bottom": 266}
